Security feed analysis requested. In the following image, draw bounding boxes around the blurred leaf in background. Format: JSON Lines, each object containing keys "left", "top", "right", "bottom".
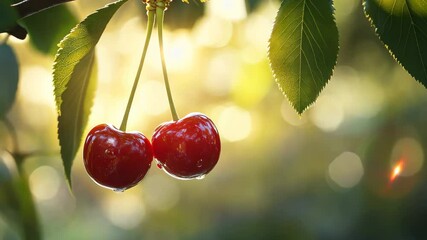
{"left": 0, "top": 44, "right": 19, "bottom": 119}
{"left": 20, "top": 4, "right": 78, "bottom": 55}
{"left": 0, "top": 0, "right": 19, "bottom": 34}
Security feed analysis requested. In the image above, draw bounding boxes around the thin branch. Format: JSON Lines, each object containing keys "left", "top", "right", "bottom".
{"left": 1, "top": 117, "right": 20, "bottom": 153}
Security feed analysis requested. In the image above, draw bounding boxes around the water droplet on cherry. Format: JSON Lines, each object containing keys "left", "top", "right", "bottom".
{"left": 196, "top": 159, "right": 203, "bottom": 168}
{"left": 83, "top": 124, "right": 153, "bottom": 191}
{"left": 196, "top": 174, "right": 206, "bottom": 180}
{"left": 105, "top": 148, "right": 114, "bottom": 157}
{"left": 151, "top": 113, "right": 221, "bottom": 180}
{"left": 112, "top": 187, "right": 126, "bottom": 193}
{"left": 156, "top": 160, "right": 163, "bottom": 169}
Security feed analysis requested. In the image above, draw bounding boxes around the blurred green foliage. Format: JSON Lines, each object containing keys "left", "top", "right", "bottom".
{"left": 1, "top": 0, "right": 427, "bottom": 239}
{"left": 20, "top": 4, "right": 78, "bottom": 55}
{"left": 0, "top": 44, "right": 18, "bottom": 119}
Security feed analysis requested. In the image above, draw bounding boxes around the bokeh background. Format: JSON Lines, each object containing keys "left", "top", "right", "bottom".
{"left": 2, "top": 0, "right": 427, "bottom": 239}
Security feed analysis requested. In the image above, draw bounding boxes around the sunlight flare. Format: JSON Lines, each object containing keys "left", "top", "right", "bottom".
{"left": 390, "top": 160, "right": 404, "bottom": 183}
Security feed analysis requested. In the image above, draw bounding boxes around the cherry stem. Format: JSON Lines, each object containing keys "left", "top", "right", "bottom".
{"left": 119, "top": 10, "right": 155, "bottom": 132}
{"left": 156, "top": 6, "right": 179, "bottom": 121}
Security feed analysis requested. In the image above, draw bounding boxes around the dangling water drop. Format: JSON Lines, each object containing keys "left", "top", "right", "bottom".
{"left": 112, "top": 187, "right": 126, "bottom": 193}
{"left": 196, "top": 174, "right": 206, "bottom": 180}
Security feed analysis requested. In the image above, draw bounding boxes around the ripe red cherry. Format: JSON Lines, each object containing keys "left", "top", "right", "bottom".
{"left": 83, "top": 124, "right": 153, "bottom": 191}
{"left": 152, "top": 113, "right": 221, "bottom": 180}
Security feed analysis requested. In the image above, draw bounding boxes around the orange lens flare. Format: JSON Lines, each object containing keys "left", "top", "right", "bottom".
{"left": 390, "top": 160, "right": 404, "bottom": 183}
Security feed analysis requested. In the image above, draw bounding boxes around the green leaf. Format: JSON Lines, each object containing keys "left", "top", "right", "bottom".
{"left": 58, "top": 51, "right": 97, "bottom": 188}
{"left": 0, "top": 44, "right": 19, "bottom": 119}
{"left": 268, "top": 0, "right": 339, "bottom": 114}
{"left": 364, "top": 0, "right": 427, "bottom": 88}
{"left": 53, "top": 0, "right": 128, "bottom": 187}
{"left": 0, "top": 0, "right": 19, "bottom": 33}
{"left": 0, "top": 0, "right": 27, "bottom": 39}
{"left": 20, "top": 4, "right": 78, "bottom": 55}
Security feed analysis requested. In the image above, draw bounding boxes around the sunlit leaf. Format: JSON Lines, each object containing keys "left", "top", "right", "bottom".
{"left": 53, "top": 0, "right": 128, "bottom": 187}
{"left": 0, "top": 44, "right": 19, "bottom": 119}
{"left": 20, "top": 4, "right": 78, "bottom": 55}
{"left": 0, "top": 0, "right": 26, "bottom": 39}
{"left": 268, "top": 0, "right": 339, "bottom": 114}
{"left": 364, "top": 0, "right": 427, "bottom": 88}
{"left": 58, "top": 51, "right": 97, "bottom": 189}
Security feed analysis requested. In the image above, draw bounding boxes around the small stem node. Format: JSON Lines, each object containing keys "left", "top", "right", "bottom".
{"left": 119, "top": 10, "right": 156, "bottom": 131}
{"left": 156, "top": 6, "right": 179, "bottom": 121}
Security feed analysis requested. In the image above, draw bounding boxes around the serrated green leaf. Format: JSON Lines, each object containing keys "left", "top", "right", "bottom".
{"left": 53, "top": 0, "right": 128, "bottom": 187}
{"left": 268, "top": 0, "right": 339, "bottom": 114}
{"left": 364, "top": 0, "right": 427, "bottom": 88}
{"left": 58, "top": 50, "right": 97, "bottom": 188}
{"left": 0, "top": 44, "right": 19, "bottom": 119}
{"left": 20, "top": 4, "right": 78, "bottom": 55}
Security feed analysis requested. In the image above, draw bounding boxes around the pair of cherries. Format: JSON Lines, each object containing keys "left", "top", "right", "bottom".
{"left": 83, "top": 113, "right": 221, "bottom": 191}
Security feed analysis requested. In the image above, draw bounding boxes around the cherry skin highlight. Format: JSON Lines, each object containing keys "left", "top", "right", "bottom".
{"left": 152, "top": 113, "right": 221, "bottom": 179}
{"left": 83, "top": 124, "right": 153, "bottom": 191}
